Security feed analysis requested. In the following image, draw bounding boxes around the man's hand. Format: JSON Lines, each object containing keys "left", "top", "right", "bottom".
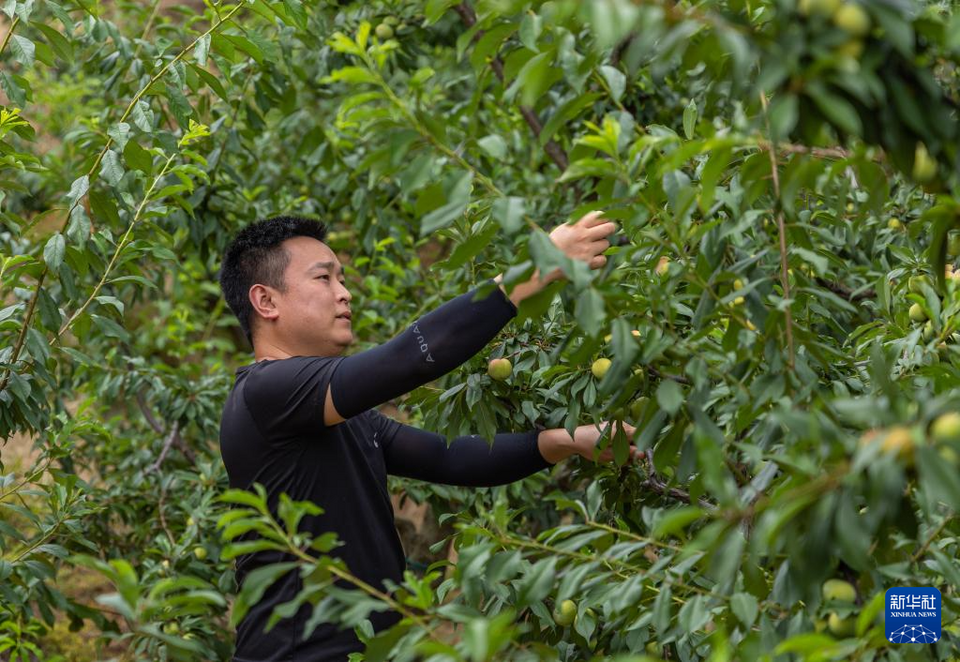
{"left": 543, "top": 210, "right": 618, "bottom": 282}
{"left": 538, "top": 420, "right": 641, "bottom": 464}
{"left": 495, "top": 210, "right": 618, "bottom": 306}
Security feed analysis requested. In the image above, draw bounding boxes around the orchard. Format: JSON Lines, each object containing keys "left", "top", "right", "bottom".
{"left": 2, "top": 0, "right": 960, "bottom": 660}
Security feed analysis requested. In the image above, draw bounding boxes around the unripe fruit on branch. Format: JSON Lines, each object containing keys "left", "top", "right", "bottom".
{"left": 912, "top": 143, "right": 938, "bottom": 184}
{"left": 909, "top": 303, "right": 927, "bottom": 323}
{"left": 822, "top": 579, "right": 857, "bottom": 603}
{"left": 832, "top": 3, "right": 870, "bottom": 37}
{"left": 487, "top": 358, "right": 512, "bottom": 380}
{"left": 655, "top": 256, "right": 670, "bottom": 277}
{"left": 835, "top": 39, "right": 864, "bottom": 59}
{"left": 733, "top": 279, "right": 744, "bottom": 290}
{"left": 881, "top": 426, "right": 916, "bottom": 465}
{"left": 887, "top": 218, "right": 902, "bottom": 230}
{"left": 828, "top": 612, "right": 856, "bottom": 637}
{"left": 552, "top": 599, "right": 577, "bottom": 626}
{"left": 193, "top": 546, "right": 207, "bottom": 560}
{"left": 948, "top": 234, "right": 960, "bottom": 258}
{"left": 163, "top": 622, "right": 179, "bottom": 635}
{"left": 630, "top": 396, "right": 650, "bottom": 422}
{"left": 931, "top": 412, "right": 960, "bottom": 444}
{"left": 798, "top": 0, "right": 841, "bottom": 17}
{"left": 908, "top": 275, "right": 930, "bottom": 294}
{"left": 592, "top": 358, "right": 612, "bottom": 379}
{"left": 375, "top": 23, "right": 394, "bottom": 39}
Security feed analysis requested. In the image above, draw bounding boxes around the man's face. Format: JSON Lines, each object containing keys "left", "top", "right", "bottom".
{"left": 256, "top": 236, "right": 353, "bottom": 356}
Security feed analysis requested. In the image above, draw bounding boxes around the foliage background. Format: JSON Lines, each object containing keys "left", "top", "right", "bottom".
{"left": 2, "top": 0, "right": 960, "bottom": 660}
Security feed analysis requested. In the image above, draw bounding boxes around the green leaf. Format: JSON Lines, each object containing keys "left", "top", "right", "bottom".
{"left": 100, "top": 150, "right": 124, "bottom": 186}
{"left": 439, "top": 219, "right": 498, "bottom": 270}
{"left": 656, "top": 380, "right": 684, "bottom": 415}
{"left": 10, "top": 35, "right": 34, "bottom": 68}
{"left": 0, "top": 71, "right": 27, "bottom": 106}
{"left": 195, "top": 34, "right": 210, "bottom": 66}
{"left": 652, "top": 506, "right": 703, "bottom": 539}
{"left": 108, "top": 123, "right": 132, "bottom": 150}
{"left": 131, "top": 100, "right": 154, "bottom": 132}
{"left": 730, "top": 592, "right": 758, "bottom": 627}
{"left": 123, "top": 140, "right": 153, "bottom": 175}
{"left": 600, "top": 65, "right": 625, "bottom": 102}
{"left": 322, "top": 66, "right": 378, "bottom": 86}
{"left": 229, "top": 562, "right": 299, "bottom": 626}
{"left": 31, "top": 22, "right": 72, "bottom": 62}
{"left": 419, "top": 171, "right": 473, "bottom": 237}
{"left": 491, "top": 196, "right": 525, "bottom": 233}
{"left": 806, "top": 85, "right": 862, "bottom": 137}
{"left": 66, "top": 175, "right": 89, "bottom": 205}
{"left": 683, "top": 99, "right": 697, "bottom": 140}
{"left": 539, "top": 93, "right": 601, "bottom": 147}
{"left": 574, "top": 288, "right": 605, "bottom": 338}
{"left": 477, "top": 135, "right": 507, "bottom": 160}
{"left": 424, "top": 0, "right": 459, "bottom": 25}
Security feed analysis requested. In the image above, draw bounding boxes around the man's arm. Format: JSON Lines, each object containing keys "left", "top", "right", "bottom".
{"left": 325, "top": 212, "right": 619, "bottom": 426}
{"left": 381, "top": 420, "right": 639, "bottom": 487}
{"left": 493, "top": 210, "right": 618, "bottom": 307}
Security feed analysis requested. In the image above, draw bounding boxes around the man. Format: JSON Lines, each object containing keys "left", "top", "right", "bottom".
{"left": 217, "top": 212, "right": 639, "bottom": 661}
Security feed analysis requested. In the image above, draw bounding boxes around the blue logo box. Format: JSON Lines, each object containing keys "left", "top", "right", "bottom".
{"left": 885, "top": 587, "right": 941, "bottom": 644}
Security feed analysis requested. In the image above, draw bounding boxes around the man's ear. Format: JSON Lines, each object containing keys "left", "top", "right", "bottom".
{"left": 249, "top": 283, "right": 280, "bottom": 322}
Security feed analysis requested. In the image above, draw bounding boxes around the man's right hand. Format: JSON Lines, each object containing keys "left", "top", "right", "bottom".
{"left": 545, "top": 210, "right": 619, "bottom": 281}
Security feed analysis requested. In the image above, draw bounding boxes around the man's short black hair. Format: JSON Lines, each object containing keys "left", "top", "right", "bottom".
{"left": 219, "top": 215, "right": 328, "bottom": 348}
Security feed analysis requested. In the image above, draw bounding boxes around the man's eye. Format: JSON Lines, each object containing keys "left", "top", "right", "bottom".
{"left": 317, "top": 275, "right": 329, "bottom": 280}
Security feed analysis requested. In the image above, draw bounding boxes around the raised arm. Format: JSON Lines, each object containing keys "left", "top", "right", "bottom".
{"left": 324, "top": 211, "right": 619, "bottom": 426}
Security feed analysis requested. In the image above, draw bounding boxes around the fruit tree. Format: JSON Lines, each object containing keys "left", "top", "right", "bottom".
{"left": 2, "top": 0, "right": 960, "bottom": 660}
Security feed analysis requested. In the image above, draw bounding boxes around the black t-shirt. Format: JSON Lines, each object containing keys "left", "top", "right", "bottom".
{"left": 220, "top": 356, "right": 405, "bottom": 662}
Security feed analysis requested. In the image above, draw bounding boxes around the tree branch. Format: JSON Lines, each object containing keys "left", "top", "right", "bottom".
{"left": 814, "top": 277, "right": 875, "bottom": 302}
{"left": 147, "top": 421, "right": 181, "bottom": 474}
{"left": 759, "top": 92, "right": 795, "bottom": 370}
{"left": 136, "top": 389, "right": 197, "bottom": 466}
{"left": 647, "top": 365, "right": 691, "bottom": 385}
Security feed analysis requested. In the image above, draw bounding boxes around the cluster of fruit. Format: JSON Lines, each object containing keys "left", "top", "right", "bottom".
{"left": 374, "top": 16, "right": 402, "bottom": 40}
{"left": 797, "top": 0, "right": 870, "bottom": 58}
{"left": 790, "top": 0, "right": 955, "bottom": 187}
{"left": 905, "top": 249, "right": 960, "bottom": 355}
{"left": 817, "top": 578, "right": 859, "bottom": 637}
{"left": 858, "top": 412, "right": 960, "bottom": 467}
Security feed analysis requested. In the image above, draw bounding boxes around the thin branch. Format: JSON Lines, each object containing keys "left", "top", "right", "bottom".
{"left": 135, "top": 390, "right": 164, "bottom": 434}
{"left": 136, "top": 388, "right": 197, "bottom": 465}
{"left": 610, "top": 31, "right": 637, "bottom": 68}
{"left": 647, "top": 365, "right": 691, "bottom": 386}
{"left": 147, "top": 421, "right": 181, "bottom": 474}
{"left": 759, "top": 92, "right": 795, "bottom": 370}
{"left": 814, "top": 277, "right": 875, "bottom": 302}
{"left": 910, "top": 514, "right": 955, "bottom": 564}
{"left": 0, "top": 16, "right": 21, "bottom": 59}
{"left": 756, "top": 140, "right": 865, "bottom": 162}
{"left": 0, "top": 270, "right": 45, "bottom": 394}
{"left": 454, "top": 2, "right": 568, "bottom": 172}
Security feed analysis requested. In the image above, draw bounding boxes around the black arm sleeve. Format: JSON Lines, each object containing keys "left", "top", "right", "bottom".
{"left": 381, "top": 420, "right": 553, "bottom": 487}
{"left": 329, "top": 279, "right": 518, "bottom": 419}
